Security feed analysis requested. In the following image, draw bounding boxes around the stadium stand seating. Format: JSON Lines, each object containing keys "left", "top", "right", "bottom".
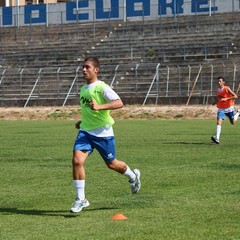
{"left": 0, "top": 12, "right": 239, "bottom": 106}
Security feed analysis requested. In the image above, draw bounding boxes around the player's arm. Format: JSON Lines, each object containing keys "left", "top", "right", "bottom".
{"left": 90, "top": 85, "right": 123, "bottom": 111}
{"left": 221, "top": 87, "right": 238, "bottom": 101}
{"left": 228, "top": 87, "right": 238, "bottom": 99}
{"left": 90, "top": 99, "right": 123, "bottom": 111}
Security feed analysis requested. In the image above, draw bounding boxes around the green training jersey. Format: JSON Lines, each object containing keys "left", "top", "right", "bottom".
{"left": 80, "top": 81, "right": 115, "bottom": 130}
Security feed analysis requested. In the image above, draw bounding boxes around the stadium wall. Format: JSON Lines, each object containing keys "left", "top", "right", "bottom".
{"left": 0, "top": 0, "right": 240, "bottom": 27}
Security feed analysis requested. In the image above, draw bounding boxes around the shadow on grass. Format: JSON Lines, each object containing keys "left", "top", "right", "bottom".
{"left": 0, "top": 207, "right": 118, "bottom": 218}
{"left": 162, "top": 141, "right": 210, "bottom": 145}
{"left": 206, "top": 163, "right": 240, "bottom": 170}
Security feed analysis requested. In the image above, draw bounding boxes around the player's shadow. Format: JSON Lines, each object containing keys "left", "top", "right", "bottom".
{"left": 163, "top": 141, "right": 209, "bottom": 145}
{"left": 0, "top": 207, "right": 76, "bottom": 218}
{"left": 0, "top": 207, "right": 118, "bottom": 218}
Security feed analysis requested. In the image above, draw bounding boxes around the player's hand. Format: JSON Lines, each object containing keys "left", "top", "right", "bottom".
{"left": 90, "top": 99, "right": 100, "bottom": 110}
{"left": 75, "top": 120, "right": 81, "bottom": 129}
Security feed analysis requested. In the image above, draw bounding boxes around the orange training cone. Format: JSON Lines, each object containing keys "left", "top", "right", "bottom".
{"left": 112, "top": 213, "right": 128, "bottom": 220}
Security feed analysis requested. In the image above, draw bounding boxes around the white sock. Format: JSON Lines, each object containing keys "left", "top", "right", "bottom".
{"left": 74, "top": 180, "right": 85, "bottom": 200}
{"left": 123, "top": 166, "right": 136, "bottom": 182}
{"left": 234, "top": 112, "right": 239, "bottom": 121}
{"left": 216, "top": 125, "right": 221, "bottom": 140}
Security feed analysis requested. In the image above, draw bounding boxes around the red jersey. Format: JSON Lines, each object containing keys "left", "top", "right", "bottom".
{"left": 217, "top": 86, "right": 234, "bottom": 109}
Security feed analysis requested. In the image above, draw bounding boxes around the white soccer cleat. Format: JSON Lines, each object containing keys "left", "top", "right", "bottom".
{"left": 129, "top": 169, "right": 141, "bottom": 194}
{"left": 70, "top": 198, "right": 90, "bottom": 213}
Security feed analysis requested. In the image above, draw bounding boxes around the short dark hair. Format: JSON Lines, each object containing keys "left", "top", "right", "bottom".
{"left": 84, "top": 57, "right": 100, "bottom": 68}
{"left": 217, "top": 76, "right": 225, "bottom": 82}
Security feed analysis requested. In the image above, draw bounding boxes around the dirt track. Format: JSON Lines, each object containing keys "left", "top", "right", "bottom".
{"left": 0, "top": 105, "right": 224, "bottom": 120}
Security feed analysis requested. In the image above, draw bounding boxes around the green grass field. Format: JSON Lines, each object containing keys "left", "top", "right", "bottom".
{"left": 0, "top": 119, "right": 240, "bottom": 240}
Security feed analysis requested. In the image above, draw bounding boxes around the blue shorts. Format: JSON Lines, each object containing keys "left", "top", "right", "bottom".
{"left": 73, "top": 130, "right": 116, "bottom": 162}
{"left": 217, "top": 110, "right": 234, "bottom": 120}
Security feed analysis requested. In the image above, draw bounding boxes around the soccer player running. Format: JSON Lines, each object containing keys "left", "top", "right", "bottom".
{"left": 211, "top": 76, "right": 240, "bottom": 144}
{"left": 70, "top": 57, "right": 141, "bottom": 213}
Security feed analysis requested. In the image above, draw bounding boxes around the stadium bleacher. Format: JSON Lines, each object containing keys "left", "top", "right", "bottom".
{"left": 0, "top": 12, "right": 239, "bottom": 106}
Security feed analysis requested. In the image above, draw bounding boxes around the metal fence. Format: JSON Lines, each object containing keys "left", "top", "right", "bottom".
{"left": 0, "top": 2, "right": 239, "bottom": 106}
{"left": 0, "top": 61, "right": 239, "bottom": 107}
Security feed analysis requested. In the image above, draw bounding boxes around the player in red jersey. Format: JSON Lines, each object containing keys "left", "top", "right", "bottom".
{"left": 211, "top": 76, "right": 240, "bottom": 144}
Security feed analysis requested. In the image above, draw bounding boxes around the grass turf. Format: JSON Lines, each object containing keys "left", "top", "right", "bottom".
{"left": 0, "top": 119, "right": 240, "bottom": 240}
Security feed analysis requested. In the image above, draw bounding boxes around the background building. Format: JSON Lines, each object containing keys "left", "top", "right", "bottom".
{"left": 1, "top": 0, "right": 60, "bottom": 7}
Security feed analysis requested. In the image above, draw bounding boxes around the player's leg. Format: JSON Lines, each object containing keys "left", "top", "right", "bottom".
{"left": 226, "top": 110, "right": 237, "bottom": 125}
{"left": 72, "top": 150, "right": 88, "bottom": 179}
{"left": 106, "top": 159, "right": 141, "bottom": 194}
{"left": 233, "top": 109, "right": 240, "bottom": 122}
{"left": 70, "top": 131, "right": 92, "bottom": 213}
{"left": 212, "top": 111, "right": 224, "bottom": 144}
{"left": 93, "top": 135, "right": 141, "bottom": 193}
{"left": 216, "top": 117, "right": 223, "bottom": 140}
{"left": 71, "top": 150, "right": 90, "bottom": 213}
